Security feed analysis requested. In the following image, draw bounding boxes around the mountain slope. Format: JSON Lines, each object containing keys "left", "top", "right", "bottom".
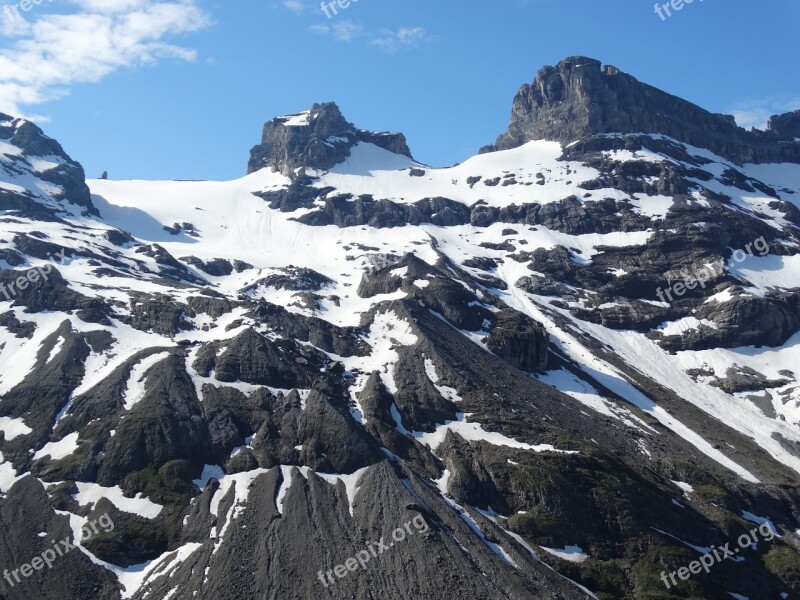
{"left": 1, "top": 58, "right": 800, "bottom": 600}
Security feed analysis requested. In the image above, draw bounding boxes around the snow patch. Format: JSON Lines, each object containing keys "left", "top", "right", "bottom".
{"left": 73, "top": 482, "right": 163, "bottom": 519}
{"left": 33, "top": 432, "right": 80, "bottom": 461}
{"left": 0, "top": 416, "right": 32, "bottom": 440}
{"left": 124, "top": 352, "right": 171, "bottom": 410}
{"left": 540, "top": 545, "right": 589, "bottom": 563}
{"left": 412, "top": 412, "right": 578, "bottom": 455}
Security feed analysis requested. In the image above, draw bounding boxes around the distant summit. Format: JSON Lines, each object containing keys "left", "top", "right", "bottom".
{"left": 247, "top": 102, "right": 412, "bottom": 176}
{"left": 248, "top": 60, "right": 800, "bottom": 174}
{"left": 483, "top": 56, "right": 800, "bottom": 164}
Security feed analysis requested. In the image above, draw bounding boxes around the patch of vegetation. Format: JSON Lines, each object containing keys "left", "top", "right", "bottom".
{"left": 630, "top": 545, "right": 715, "bottom": 599}
{"left": 764, "top": 545, "right": 800, "bottom": 589}
{"left": 576, "top": 559, "right": 630, "bottom": 599}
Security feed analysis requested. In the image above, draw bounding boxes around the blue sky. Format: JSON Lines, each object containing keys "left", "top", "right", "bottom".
{"left": 1, "top": 0, "right": 799, "bottom": 180}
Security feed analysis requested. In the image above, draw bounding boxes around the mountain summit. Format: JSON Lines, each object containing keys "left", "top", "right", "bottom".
{"left": 484, "top": 56, "right": 800, "bottom": 164}
{"left": 247, "top": 102, "right": 412, "bottom": 176}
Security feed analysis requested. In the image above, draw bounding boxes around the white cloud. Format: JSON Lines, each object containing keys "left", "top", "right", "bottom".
{"left": 369, "top": 27, "right": 432, "bottom": 52}
{"left": 308, "top": 19, "right": 362, "bottom": 42}
{"left": 730, "top": 97, "right": 800, "bottom": 130}
{"left": 0, "top": 10, "right": 29, "bottom": 37}
{"left": 308, "top": 23, "right": 329, "bottom": 35}
{"left": 0, "top": 0, "right": 212, "bottom": 116}
{"left": 331, "top": 19, "right": 362, "bottom": 42}
{"left": 309, "top": 21, "right": 433, "bottom": 51}
{"left": 282, "top": 0, "right": 305, "bottom": 13}
{"left": 72, "top": 0, "right": 152, "bottom": 13}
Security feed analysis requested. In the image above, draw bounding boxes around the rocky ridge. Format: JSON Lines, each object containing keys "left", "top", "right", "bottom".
{"left": 484, "top": 56, "right": 800, "bottom": 165}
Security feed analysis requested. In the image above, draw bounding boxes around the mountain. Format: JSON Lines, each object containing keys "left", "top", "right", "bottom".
{"left": 484, "top": 56, "right": 800, "bottom": 165}
{"left": 1, "top": 57, "right": 800, "bottom": 600}
{"left": 247, "top": 102, "right": 412, "bottom": 176}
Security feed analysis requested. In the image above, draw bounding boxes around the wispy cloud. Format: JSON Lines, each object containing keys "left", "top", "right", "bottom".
{"left": 308, "top": 23, "right": 330, "bottom": 35}
{"left": 282, "top": 0, "right": 306, "bottom": 14}
{"left": 369, "top": 26, "right": 432, "bottom": 52}
{"left": 309, "top": 21, "right": 434, "bottom": 52}
{"left": 332, "top": 20, "right": 363, "bottom": 42}
{"left": 0, "top": 0, "right": 212, "bottom": 117}
{"left": 729, "top": 97, "right": 800, "bottom": 130}
{"left": 308, "top": 19, "right": 363, "bottom": 42}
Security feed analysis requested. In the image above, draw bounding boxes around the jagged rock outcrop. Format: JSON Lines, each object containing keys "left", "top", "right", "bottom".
{"left": 769, "top": 110, "right": 800, "bottom": 139}
{"left": 247, "top": 102, "right": 412, "bottom": 176}
{"left": 484, "top": 56, "right": 800, "bottom": 164}
{"left": 486, "top": 309, "right": 549, "bottom": 372}
{"left": 209, "top": 328, "right": 326, "bottom": 388}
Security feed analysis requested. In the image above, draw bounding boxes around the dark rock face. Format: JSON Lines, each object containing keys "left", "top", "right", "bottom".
{"left": 0, "top": 266, "right": 109, "bottom": 324}
{"left": 247, "top": 102, "right": 412, "bottom": 176}
{"left": 97, "top": 354, "right": 213, "bottom": 486}
{"left": 485, "top": 57, "right": 800, "bottom": 164}
{"left": 356, "top": 372, "right": 442, "bottom": 477}
{"left": 253, "top": 382, "right": 382, "bottom": 474}
{"left": 296, "top": 194, "right": 472, "bottom": 228}
{"left": 249, "top": 300, "right": 369, "bottom": 357}
{"left": 769, "top": 110, "right": 800, "bottom": 139}
{"left": 104, "top": 229, "right": 135, "bottom": 247}
{"left": 289, "top": 185, "right": 656, "bottom": 233}
{"left": 181, "top": 256, "right": 252, "bottom": 277}
{"left": 486, "top": 309, "right": 549, "bottom": 371}
{"left": 687, "top": 293, "right": 800, "bottom": 350}
{"left": 357, "top": 254, "right": 496, "bottom": 332}
{"left": 125, "top": 292, "right": 194, "bottom": 336}
{"left": 134, "top": 244, "right": 206, "bottom": 284}
{"left": 211, "top": 328, "right": 325, "bottom": 388}
{"left": 242, "top": 267, "right": 333, "bottom": 292}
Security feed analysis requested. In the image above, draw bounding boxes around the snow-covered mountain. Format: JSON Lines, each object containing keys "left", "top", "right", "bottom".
{"left": 1, "top": 57, "right": 800, "bottom": 600}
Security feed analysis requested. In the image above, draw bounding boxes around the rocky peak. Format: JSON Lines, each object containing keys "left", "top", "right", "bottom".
{"left": 247, "top": 102, "right": 412, "bottom": 176}
{"left": 1, "top": 113, "right": 72, "bottom": 161}
{"left": 768, "top": 110, "right": 800, "bottom": 139}
{"left": 484, "top": 56, "right": 800, "bottom": 164}
{"left": 0, "top": 112, "right": 96, "bottom": 215}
